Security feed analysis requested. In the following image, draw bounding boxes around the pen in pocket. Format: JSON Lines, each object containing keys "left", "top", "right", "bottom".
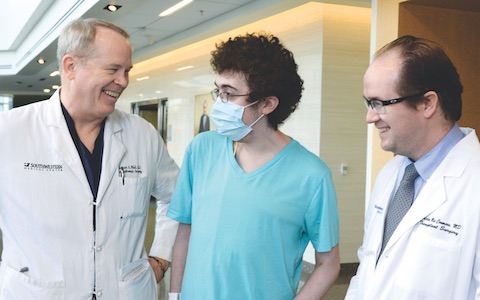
{"left": 119, "top": 167, "right": 125, "bottom": 185}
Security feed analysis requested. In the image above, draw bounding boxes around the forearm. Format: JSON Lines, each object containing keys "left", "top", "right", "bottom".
{"left": 170, "top": 223, "right": 191, "bottom": 292}
{"left": 295, "top": 245, "right": 340, "bottom": 300}
{"left": 150, "top": 198, "right": 179, "bottom": 259}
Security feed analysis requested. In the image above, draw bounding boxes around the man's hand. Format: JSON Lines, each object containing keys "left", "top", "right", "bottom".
{"left": 148, "top": 256, "right": 170, "bottom": 283}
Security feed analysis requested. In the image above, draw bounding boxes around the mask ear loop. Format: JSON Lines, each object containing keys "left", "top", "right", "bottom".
{"left": 248, "top": 113, "right": 265, "bottom": 128}
{"left": 233, "top": 113, "right": 262, "bottom": 157}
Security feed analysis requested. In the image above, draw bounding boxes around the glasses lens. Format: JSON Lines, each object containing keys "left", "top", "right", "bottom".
{"left": 371, "top": 100, "right": 385, "bottom": 114}
{"left": 211, "top": 89, "right": 219, "bottom": 101}
{"left": 211, "top": 89, "right": 229, "bottom": 102}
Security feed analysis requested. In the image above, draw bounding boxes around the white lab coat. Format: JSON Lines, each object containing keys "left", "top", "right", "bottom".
{"left": 345, "top": 128, "right": 480, "bottom": 300}
{"left": 0, "top": 91, "right": 179, "bottom": 299}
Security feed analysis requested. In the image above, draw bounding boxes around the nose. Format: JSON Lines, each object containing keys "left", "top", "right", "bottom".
{"left": 365, "top": 107, "right": 380, "bottom": 124}
{"left": 115, "top": 72, "right": 129, "bottom": 88}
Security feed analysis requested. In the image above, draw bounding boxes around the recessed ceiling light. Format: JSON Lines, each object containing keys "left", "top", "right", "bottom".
{"left": 43, "top": 89, "right": 51, "bottom": 93}
{"left": 37, "top": 58, "right": 46, "bottom": 64}
{"left": 104, "top": 4, "right": 122, "bottom": 12}
{"left": 50, "top": 71, "right": 60, "bottom": 77}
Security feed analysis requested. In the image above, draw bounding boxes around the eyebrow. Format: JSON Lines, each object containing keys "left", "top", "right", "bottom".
{"left": 363, "top": 95, "right": 381, "bottom": 101}
{"left": 106, "top": 63, "right": 133, "bottom": 70}
{"left": 213, "top": 81, "right": 239, "bottom": 91}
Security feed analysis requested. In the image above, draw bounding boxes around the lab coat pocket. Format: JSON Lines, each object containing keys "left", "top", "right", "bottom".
{"left": 119, "top": 175, "right": 149, "bottom": 219}
{"left": 118, "top": 258, "right": 157, "bottom": 300}
{"left": 1, "top": 266, "right": 65, "bottom": 300}
{"left": 394, "top": 235, "right": 461, "bottom": 299}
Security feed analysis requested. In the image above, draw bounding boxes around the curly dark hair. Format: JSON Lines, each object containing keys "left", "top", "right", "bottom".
{"left": 210, "top": 32, "right": 304, "bottom": 130}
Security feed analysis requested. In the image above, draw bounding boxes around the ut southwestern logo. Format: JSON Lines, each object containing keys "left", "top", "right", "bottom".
{"left": 24, "top": 162, "right": 63, "bottom": 172}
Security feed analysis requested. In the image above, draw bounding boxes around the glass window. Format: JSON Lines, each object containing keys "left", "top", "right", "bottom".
{"left": 0, "top": 95, "right": 13, "bottom": 112}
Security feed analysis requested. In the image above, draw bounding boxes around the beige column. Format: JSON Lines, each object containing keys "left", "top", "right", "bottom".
{"left": 365, "top": 0, "right": 405, "bottom": 209}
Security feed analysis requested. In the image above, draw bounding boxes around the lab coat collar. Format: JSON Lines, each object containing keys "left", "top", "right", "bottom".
{"left": 45, "top": 90, "right": 128, "bottom": 204}
{"left": 381, "top": 128, "right": 479, "bottom": 255}
{"left": 46, "top": 90, "right": 91, "bottom": 188}
{"left": 96, "top": 111, "right": 126, "bottom": 203}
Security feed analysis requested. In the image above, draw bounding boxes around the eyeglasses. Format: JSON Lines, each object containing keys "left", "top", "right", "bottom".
{"left": 211, "top": 88, "right": 250, "bottom": 103}
{"left": 364, "top": 92, "right": 427, "bottom": 114}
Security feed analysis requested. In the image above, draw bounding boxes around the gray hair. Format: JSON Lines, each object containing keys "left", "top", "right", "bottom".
{"left": 57, "top": 18, "right": 129, "bottom": 73}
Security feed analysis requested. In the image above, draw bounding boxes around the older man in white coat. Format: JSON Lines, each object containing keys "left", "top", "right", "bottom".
{"left": 0, "top": 19, "right": 178, "bottom": 299}
{"left": 346, "top": 36, "right": 480, "bottom": 299}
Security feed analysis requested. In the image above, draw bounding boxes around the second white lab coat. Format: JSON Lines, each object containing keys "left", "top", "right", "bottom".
{"left": 0, "top": 91, "right": 179, "bottom": 299}
{"left": 345, "top": 128, "right": 480, "bottom": 300}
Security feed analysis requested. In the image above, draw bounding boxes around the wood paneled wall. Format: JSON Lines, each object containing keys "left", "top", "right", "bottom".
{"left": 399, "top": 3, "right": 480, "bottom": 133}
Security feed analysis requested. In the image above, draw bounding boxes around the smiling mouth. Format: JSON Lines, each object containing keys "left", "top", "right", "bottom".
{"left": 103, "top": 89, "right": 120, "bottom": 98}
{"left": 378, "top": 127, "right": 390, "bottom": 134}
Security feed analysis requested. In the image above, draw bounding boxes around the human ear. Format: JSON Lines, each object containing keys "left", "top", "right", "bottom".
{"left": 62, "top": 55, "right": 77, "bottom": 80}
{"left": 261, "top": 96, "right": 279, "bottom": 115}
{"left": 422, "top": 91, "right": 439, "bottom": 119}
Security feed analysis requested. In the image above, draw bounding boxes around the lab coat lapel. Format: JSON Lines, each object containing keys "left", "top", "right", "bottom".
{"left": 372, "top": 176, "right": 397, "bottom": 250}
{"left": 386, "top": 178, "right": 446, "bottom": 248}
{"left": 383, "top": 135, "right": 472, "bottom": 253}
{"left": 96, "top": 111, "right": 126, "bottom": 204}
{"left": 46, "top": 93, "right": 90, "bottom": 186}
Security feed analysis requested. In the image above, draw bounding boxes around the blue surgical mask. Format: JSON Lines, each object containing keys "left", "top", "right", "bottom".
{"left": 210, "top": 96, "right": 264, "bottom": 141}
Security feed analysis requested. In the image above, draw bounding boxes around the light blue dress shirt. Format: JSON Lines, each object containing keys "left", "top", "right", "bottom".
{"left": 398, "top": 123, "right": 465, "bottom": 200}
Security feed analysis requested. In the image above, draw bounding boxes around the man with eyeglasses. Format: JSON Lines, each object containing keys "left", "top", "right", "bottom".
{"left": 167, "top": 32, "right": 340, "bottom": 299}
{"left": 346, "top": 35, "right": 480, "bottom": 299}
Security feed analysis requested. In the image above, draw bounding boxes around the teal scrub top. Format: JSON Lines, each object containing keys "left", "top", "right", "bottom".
{"left": 168, "top": 131, "right": 339, "bottom": 299}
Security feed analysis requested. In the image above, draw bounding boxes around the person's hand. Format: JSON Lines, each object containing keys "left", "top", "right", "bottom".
{"left": 148, "top": 256, "right": 169, "bottom": 283}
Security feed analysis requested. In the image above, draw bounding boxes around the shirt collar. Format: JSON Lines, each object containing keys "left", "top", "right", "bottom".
{"left": 413, "top": 123, "right": 465, "bottom": 181}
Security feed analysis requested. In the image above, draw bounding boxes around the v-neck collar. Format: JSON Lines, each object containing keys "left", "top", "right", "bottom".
{"left": 227, "top": 139, "right": 296, "bottom": 177}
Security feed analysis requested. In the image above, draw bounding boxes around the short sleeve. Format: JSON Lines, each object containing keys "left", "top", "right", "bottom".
{"left": 304, "top": 170, "right": 339, "bottom": 252}
{"left": 167, "top": 144, "right": 194, "bottom": 224}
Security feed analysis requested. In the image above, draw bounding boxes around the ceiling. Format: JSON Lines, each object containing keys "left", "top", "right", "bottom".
{"left": 0, "top": 0, "right": 477, "bottom": 97}
{"left": 0, "top": 0, "right": 262, "bottom": 96}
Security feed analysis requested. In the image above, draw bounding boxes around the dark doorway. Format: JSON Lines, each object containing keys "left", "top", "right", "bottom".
{"left": 131, "top": 98, "right": 168, "bottom": 142}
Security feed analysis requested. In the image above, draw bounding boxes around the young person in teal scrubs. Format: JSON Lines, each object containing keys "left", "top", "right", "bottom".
{"left": 167, "top": 32, "right": 340, "bottom": 300}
